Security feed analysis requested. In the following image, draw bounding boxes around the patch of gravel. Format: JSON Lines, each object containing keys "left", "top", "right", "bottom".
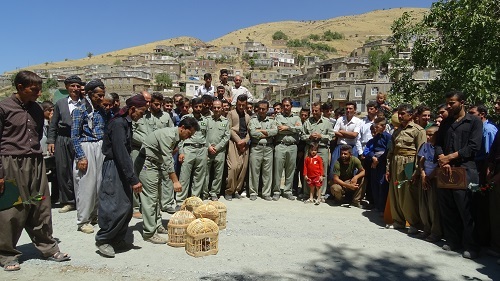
{"left": 1, "top": 197, "right": 497, "bottom": 281}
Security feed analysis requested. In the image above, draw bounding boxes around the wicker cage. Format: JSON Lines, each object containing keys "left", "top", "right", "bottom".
{"left": 206, "top": 201, "right": 227, "bottom": 230}
{"left": 193, "top": 204, "right": 219, "bottom": 224}
{"left": 180, "top": 196, "right": 204, "bottom": 212}
{"left": 185, "top": 218, "right": 219, "bottom": 257}
{"left": 167, "top": 210, "right": 196, "bottom": 247}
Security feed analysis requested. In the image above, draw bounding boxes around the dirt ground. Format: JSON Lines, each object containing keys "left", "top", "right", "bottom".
{"left": 1, "top": 197, "right": 498, "bottom": 281}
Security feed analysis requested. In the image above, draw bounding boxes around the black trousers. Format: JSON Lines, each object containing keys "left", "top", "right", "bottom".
{"left": 95, "top": 160, "right": 133, "bottom": 243}
{"left": 54, "top": 136, "right": 75, "bottom": 205}
{"left": 437, "top": 188, "right": 479, "bottom": 252}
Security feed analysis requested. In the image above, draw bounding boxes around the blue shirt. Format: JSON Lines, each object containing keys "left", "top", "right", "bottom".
{"left": 71, "top": 102, "right": 106, "bottom": 159}
{"left": 476, "top": 120, "right": 498, "bottom": 160}
{"left": 418, "top": 142, "right": 438, "bottom": 176}
{"left": 363, "top": 131, "right": 391, "bottom": 161}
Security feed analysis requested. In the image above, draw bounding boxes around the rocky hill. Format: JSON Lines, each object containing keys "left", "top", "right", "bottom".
{"left": 20, "top": 8, "right": 427, "bottom": 72}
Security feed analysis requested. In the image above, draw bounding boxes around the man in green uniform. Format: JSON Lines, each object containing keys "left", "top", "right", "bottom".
{"left": 137, "top": 117, "right": 199, "bottom": 244}
{"left": 302, "top": 102, "right": 333, "bottom": 198}
{"left": 386, "top": 104, "right": 426, "bottom": 234}
{"left": 142, "top": 93, "right": 176, "bottom": 214}
{"left": 249, "top": 100, "right": 278, "bottom": 201}
{"left": 205, "top": 99, "right": 230, "bottom": 201}
{"left": 177, "top": 98, "right": 209, "bottom": 203}
{"left": 273, "top": 98, "right": 302, "bottom": 201}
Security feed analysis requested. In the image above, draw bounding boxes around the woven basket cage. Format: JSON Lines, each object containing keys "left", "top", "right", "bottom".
{"left": 193, "top": 204, "right": 219, "bottom": 224}
{"left": 180, "top": 196, "right": 204, "bottom": 212}
{"left": 206, "top": 201, "right": 227, "bottom": 230}
{"left": 167, "top": 210, "right": 196, "bottom": 247}
{"left": 185, "top": 218, "right": 219, "bottom": 257}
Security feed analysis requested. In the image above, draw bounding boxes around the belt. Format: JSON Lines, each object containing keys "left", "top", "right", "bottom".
{"left": 252, "top": 142, "right": 273, "bottom": 147}
{"left": 277, "top": 142, "right": 296, "bottom": 146}
{"left": 184, "top": 143, "right": 205, "bottom": 148}
{"left": 394, "top": 149, "right": 416, "bottom": 157}
{"left": 145, "top": 156, "right": 162, "bottom": 166}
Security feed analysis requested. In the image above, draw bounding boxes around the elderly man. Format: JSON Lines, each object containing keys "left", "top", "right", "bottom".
{"left": 386, "top": 104, "right": 426, "bottom": 234}
{"left": 273, "top": 98, "right": 302, "bottom": 201}
{"left": 436, "top": 91, "right": 482, "bottom": 259}
{"left": 248, "top": 100, "right": 277, "bottom": 201}
{"left": 71, "top": 79, "right": 107, "bottom": 234}
{"left": 302, "top": 102, "right": 333, "bottom": 199}
{"left": 47, "top": 75, "right": 85, "bottom": 214}
{"left": 231, "top": 75, "right": 254, "bottom": 106}
{"left": 0, "top": 71, "right": 70, "bottom": 271}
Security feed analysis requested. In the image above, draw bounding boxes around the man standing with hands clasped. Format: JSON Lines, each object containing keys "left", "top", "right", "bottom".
{"left": 435, "top": 90, "right": 482, "bottom": 259}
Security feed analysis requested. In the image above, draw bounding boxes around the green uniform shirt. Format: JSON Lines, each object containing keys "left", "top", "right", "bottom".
{"left": 333, "top": 157, "right": 363, "bottom": 181}
{"left": 206, "top": 115, "right": 230, "bottom": 152}
{"left": 249, "top": 115, "right": 278, "bottom": 144}
{"left": 387, "top": 121, "right": 426, "bottom": 170}
{"left": 274, "top": 113, "right": 302, "bottom": 144}
{"left": 179, "top": 113, "right": 208, "bottom": 154}
{"left": 301, "top": 116, "right": 334, "bottom": 147}
{"left": 141, "top": 127, "right": 179, "bottom": 174}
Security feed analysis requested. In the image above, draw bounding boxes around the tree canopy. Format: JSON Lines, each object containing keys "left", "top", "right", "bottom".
{"left": 389, "top": 0, "right": 500, "bottom": 110}
{"left": 272, "top": 31, "right": 288, "bottom": 40}
{"left": 155, "top": 73, "right": 172, "bottom": 89}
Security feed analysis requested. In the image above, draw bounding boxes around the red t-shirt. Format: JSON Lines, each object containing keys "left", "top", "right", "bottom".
{"left": 303, "top": 155, "right": 324, "bottom": 178}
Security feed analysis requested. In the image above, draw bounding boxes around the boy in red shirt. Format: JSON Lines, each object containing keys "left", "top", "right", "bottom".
{"left": 303, "top": 143, "right": 324, "bottom": 205}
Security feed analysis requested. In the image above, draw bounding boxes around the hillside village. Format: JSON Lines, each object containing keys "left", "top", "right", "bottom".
{"left": 0, "top": 8, "right": 436, "bottom": 112}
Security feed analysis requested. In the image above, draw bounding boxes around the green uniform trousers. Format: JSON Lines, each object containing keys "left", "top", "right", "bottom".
{"left": 160, "top": 158, "right": 175, "bottom": 210}
{"left": 177, "top": 146, "right": 207, "bottom": 202}
{"left": 205, "top": 150, "right": 227, "bottom": 197}
{"left": 418, "top": 178, "right": 442, "bottom": 237}
{"left": 138, "top": 159, "right": 163, "bottom": 238}
{"left": 131, "top": 148, "right": 142, "bottom": 211}
{"left": 273, "top": 143, "right": 297, "bottom": 195}
{"left": 249, "top": 144, "right": 274, "bottom": 197}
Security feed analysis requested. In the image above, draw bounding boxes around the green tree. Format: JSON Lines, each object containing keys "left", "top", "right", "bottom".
{"left": 308, "top": 34, "right": 321, "bottom": 41}
{"left": 389, "top": 0, "right": 500, "bottom": 109}
{"left": 155, "top": 73, "right": 172, "bottom": 89}
{"left": 272, "top": 30, "right": 288, "bottom": 40}
{"left": 322, "top": 30, "right": 344, "bottom": 41}
{"left": 87, "top": 52, "right": 93, "bottom": 59}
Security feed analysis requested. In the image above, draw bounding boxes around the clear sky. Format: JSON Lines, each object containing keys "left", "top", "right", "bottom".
{"left": 0, "top": 0, "right": 436, "bottom": 74}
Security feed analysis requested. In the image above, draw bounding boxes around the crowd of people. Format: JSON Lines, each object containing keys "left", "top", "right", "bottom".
{"left": 1, "top": 69, "right": 500, "bottom": 269}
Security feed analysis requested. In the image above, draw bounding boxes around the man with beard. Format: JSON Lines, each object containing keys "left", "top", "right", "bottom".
{"left": 331, "top": 145, "right": 365, "bottom": 207}
{"left": 225, "top": 94, "right": 251, "bottom": 200}
{"left": 436, "top": 91, "right": 482, "bottom": 259}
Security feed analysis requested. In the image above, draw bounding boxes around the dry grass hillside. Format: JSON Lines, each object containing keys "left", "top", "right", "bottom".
{"left": 25, "top": 8, "right": 427, "bottom": 72}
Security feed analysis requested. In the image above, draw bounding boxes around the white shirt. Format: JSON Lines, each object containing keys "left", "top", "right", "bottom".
{"left": 68, "top": 97, "right": 81, "bottom": 115}
{"left": 358, "top": 116, "right": 375, "bottom": 154}
{"left": 194, "top": 84, "right": 215, "bottom": 98}
{"left": 231, "top": 86, "right": 254, "bottom": 105}
{"left": 333, "top": 115, "right": 361, "bottom": 146}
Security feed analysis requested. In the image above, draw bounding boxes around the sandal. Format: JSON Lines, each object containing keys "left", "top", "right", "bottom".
{"left": 304, "top": 199, "right": 314, "bottom": 204}
{"left": 314, "top": 199, "right": 320, "bottom": 205}
{"left": 3, "top": 260, "right": 20, "bottom": 271}
{"left": 46, "top": 251, "right": 70, "bottom": 262}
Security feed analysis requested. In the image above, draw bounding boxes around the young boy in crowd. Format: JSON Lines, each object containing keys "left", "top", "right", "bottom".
{"left": 416, "top": 125, "right": 441, "bottom": 242}
{"left": 303, "top": 143, "right": 324, "bottom": 205}
{"left": 363, "top": 118, "right": 391, "bottom": 214}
